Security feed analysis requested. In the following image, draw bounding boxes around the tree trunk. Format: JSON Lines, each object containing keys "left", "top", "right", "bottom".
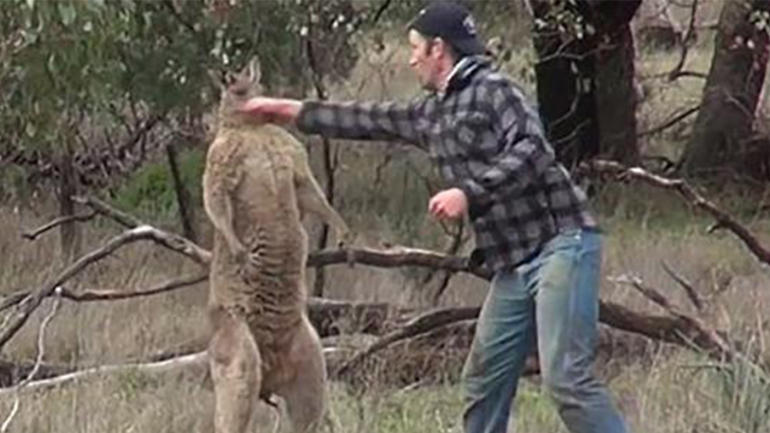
{"left": 682, "top": 0, "right": 770, "bottom": 177}
{"left": 57, "top": 141, "right": 79, "bottom": 262}
{"left": 530, "top": 0, "right": 641, "bottom": 167}
{"left": 312, "top": 139, "right": 335, "bottom": 298}
{"left": 165, "top": 141, "right": 197, "bottom": 242}
{"left": 593, "top": 11, "right": 640, "bottom": 164}
{"left": 531, "top": 1, "right": 599, "bottom": 169}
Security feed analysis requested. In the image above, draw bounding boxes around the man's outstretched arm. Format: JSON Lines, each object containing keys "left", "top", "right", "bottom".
{"left": 239, "top": 97, "right": 427, "bottom": 148}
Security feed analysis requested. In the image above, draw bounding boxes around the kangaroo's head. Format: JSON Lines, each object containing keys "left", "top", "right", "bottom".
{"left": 213, "top": 56, "right": 263, "bottom": 124}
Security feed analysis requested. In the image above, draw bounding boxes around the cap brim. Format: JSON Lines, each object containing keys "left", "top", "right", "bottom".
{"left": 453, "top": 37, "right": 486, "bottom": 56}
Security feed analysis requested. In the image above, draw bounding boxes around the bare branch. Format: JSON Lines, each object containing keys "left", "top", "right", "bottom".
{"left": 0, "top": 274, "right": 208, "bottom": 314}
{"left": 21, "top": 212, "right": 97, "bottom": 241}
{"left": 637, "top": 105, "right": 700, "bottom": 137}
{"left": 73, "top": 196, "right": 211, "bottom": 264}
{"left": 582, "top": 160, "right": 770, "bottom": 266}
{"left": 335, "top": 306, "right": 481, "bottom": 377}
{"left": 611, "top": 274, "right": 734, "bottom": 361}
{"left": 308, "top": 245, "right": 491, "bottom": 280}
{"left": 72, "top": 196, "right": 143, "bottom": 228}
{"left": 1, "top": 292, "right": 61, "bottom": 432}
{"left": 0, "top": 226, "right": 209, "bottom": 350}
{"left": 660, "top": 261, "right": 704, "bottom": 311}
{"left": 0, "top": 352, "right": 207, "bottom": 396}
{"left": 667, "top": 0, "right": 700, "bottom": 81}
{"left": 369, "top": 0, "right": 393, "bottom": 25}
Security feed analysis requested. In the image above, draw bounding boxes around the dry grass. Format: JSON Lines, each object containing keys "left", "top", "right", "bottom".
{"left": 1, "top": 185, "right": 769, "bottom": 432}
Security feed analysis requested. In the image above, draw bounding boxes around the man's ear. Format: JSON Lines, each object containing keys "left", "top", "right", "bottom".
{"left": 431, "top": 37, "right": 449, "bottom": 58}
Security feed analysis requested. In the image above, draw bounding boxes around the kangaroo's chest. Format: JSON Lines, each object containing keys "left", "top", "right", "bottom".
{"left": 237, "top": 146, "right": 295, "bottom": 199}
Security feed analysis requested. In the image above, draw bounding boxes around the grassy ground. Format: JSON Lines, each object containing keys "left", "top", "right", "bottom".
{"left": 1, "top": 179, "right": 768, "bottom": 433}
{"left": 1, "top": 5, "right": 769, "bottom": 432}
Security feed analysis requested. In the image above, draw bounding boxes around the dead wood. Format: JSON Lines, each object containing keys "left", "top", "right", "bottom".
{"left": 636, "top": 104, "right": 700, "bottom": 138}
{"left": 21, "top": 211, "right": 97, "bottom": 241}
{"left": 336, "top": 306, "right": 480, "bottom": 377}
{"left": 0, "top": 274, "right": 208, "bottom": 313}
{"left": 73, "top": 196, "right": 212, "bottom": 264}
{"left": 6, "top": 191, "right": 750, "bottom": 377}
{"left": 0, "top": 352, "right": 208, "bottom": 395}
{"left": 308, "top": 297, "right": 409, "bottom": 337}
{"left": 612, "top": 275, "right": 735, "bottom": 361}
{"left": 0, "top": 325, "right": 656, "bottom": 391}
{"left": 583, "top": 160, "right": 770, "bottom": 266}
{"left": 0, "top": 226, "right": 208, "bottom": 349}
{"left": 307, "top": 245, "right": 490, "bottom": 279}
{"left": 660, "top": 261, "right": 704, "bottom": 311}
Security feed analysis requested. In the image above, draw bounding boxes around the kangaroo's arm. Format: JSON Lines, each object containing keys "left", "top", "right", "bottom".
{"left": 289, "top": 139, "right": 351, "bottom": 242}
{"left": 204, "top": 144, "right": 246, "bottom": 257}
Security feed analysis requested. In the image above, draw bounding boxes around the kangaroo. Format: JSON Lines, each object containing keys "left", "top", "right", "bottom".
{"left": 203, "top": 57, "right": 350, "bottom": 433}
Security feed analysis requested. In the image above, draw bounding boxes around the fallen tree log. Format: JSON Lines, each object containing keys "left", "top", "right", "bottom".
{"left": 7, "top": 174, "right": 766, "bottom": 383}
{"left": 0, "top": 323, "right": 656, "bottom": 392}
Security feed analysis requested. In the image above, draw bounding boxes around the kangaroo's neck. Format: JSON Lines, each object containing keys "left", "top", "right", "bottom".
{"left": 216, "top": 106, "right": 267, "bottom": 130}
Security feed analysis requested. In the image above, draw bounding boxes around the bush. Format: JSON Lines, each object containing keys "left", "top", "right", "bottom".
{"left": 110, "top": 148, "right": 205, "bottom": 221}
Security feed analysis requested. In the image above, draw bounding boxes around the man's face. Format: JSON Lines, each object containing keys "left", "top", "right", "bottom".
{"left": 408, "top": 29, "right": 441, "bottom": 91}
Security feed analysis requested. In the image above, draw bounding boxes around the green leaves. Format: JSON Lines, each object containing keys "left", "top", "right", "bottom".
{"left": 57, "top": 2, "right": 76, "bottom": 26}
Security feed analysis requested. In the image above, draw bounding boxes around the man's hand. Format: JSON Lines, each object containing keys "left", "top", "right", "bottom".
{"left": 428, "top": 188, "right": 468, "bottom": 220}
{"left": 238, "top": 97, "right": 302, "bottom": 125}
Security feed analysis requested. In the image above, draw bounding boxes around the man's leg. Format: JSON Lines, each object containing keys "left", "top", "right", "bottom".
{"left": 462, "top": 270, "right": 536, "bottom": 433}
{"left": 534, "top": 229, "right": 629, "bottom": 433}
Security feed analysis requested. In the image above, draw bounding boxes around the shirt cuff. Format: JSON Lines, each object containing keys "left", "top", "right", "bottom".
{"left": 458, "top": 179, "right": 493, "bottom": 217}
{"left": 296, "top": 101, "right": 321, "bottom": 134}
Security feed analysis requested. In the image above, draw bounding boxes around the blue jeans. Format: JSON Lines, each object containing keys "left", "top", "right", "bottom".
{"left": 462, "top": 229, "right": 629, "bottom": 433}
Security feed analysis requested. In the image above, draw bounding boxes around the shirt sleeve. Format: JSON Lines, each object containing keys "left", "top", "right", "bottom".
{"left": 459, "top": 83, "right": 556, "bottom": 209}
{"left": 296, "top": 99, "right": 428, "bottom": 149}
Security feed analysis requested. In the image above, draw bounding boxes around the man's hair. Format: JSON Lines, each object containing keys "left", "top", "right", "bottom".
{"left": 418, "top": 31, "right": 461, "bottom": 62}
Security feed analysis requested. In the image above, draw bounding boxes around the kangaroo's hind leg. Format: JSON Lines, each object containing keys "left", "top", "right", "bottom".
{"left": 209, "top": 307, "right": 261, "bottom": 433}
{"left": 275, "top": 316, "right": 328, "bottom": 432}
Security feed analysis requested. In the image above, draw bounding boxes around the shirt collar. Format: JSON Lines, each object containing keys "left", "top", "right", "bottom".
{"left": 438, "top": 55, "right": 488, "bottom": 99}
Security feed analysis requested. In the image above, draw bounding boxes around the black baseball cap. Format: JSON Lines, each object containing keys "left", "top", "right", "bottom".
{"left": 408, "top": 1, "right": 486, "bottom": 56}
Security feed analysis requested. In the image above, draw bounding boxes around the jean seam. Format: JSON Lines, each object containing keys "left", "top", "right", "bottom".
{"left": 556, "top": 241, "right": 582, "bottom": 379}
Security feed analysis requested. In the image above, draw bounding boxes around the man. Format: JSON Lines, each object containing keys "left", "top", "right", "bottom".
{"left": 238, "top": 2, "right": 630, "bottom": 433}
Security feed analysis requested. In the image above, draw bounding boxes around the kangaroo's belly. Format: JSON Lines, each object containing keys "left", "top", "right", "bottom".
{"left": 208, "top": 148, "right": 309, "bottom": 338}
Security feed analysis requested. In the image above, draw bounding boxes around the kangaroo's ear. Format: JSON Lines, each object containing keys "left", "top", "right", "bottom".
{"left": 207, "top": 69, "right": 222, "bottom": 88}
{"left": 245, "top": 56, "right": 261, "bottom": 85}
{"left": 207, "top": 68, "right": 232, "bottom": 89}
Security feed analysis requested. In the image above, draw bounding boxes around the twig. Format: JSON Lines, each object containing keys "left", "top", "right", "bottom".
{"left": 73, "top": 196, "right": 211, "bottom": 264}
{"left": 430, "top": 220, "right": 466, "bottom": 305}
{"left": 1, "top": 290, "right": 61, "bottom": 432}
{"left": 667, "top": 0, "right": 700, "bottom": 81}
{"left": 0, "top": 226, "right": 208, "bottom": 350}
{"left": 0, "top": 351, "right": 207, "bottom": 395}
{"left": 336, "top": 306, "right": 480, "bottom": 377}
{"left": 369, "top": 0, "right": 393, "bottom": 25}
{"left": 21, "top": 211, "right": 97, "bottom": 240}
{"left": 637, "top": 105, "right": 700, "bottom": 137}
{"left": 308, "top": 245, "right": 491, "bottom": 280}
{"left": 582, "top": 160, "right": 770, "bottom": 266}
{"left": 611, "top": 274, "right": 734, "bottom": 361}
{"left": 0, "top": 274, "right": 208, "bottom": 313}
{"left": 660, "top": 261, "right": 704, "bottom": 311}
{"left": 72, "top": 196, "right": 142, "bottom": 228}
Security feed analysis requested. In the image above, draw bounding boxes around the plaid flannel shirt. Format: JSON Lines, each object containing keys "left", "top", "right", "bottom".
{"left": 296, "top": 56, "right": 596, "bottom": 273}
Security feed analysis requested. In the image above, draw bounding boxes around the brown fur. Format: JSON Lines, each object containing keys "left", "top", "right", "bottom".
{"left": 203, "top": 57, "right": 350, "bottom": 433}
